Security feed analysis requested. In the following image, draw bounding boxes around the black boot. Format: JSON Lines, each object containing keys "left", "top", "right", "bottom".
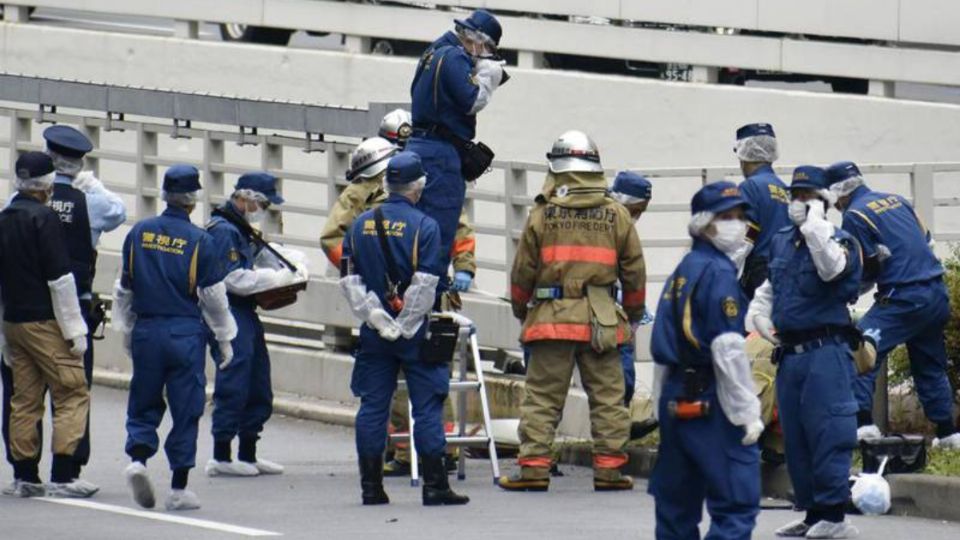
{"left": 359, "top": 456, "right": 389, "bottom": 505}
{"left": 422, "top": 455, "right": 469, "bottom": 506}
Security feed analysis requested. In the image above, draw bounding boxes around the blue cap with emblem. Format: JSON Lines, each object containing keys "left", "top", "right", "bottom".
{"left": 691, "top": 181, "right": 750, "bottom": 215}
{"left": 386, "top": 151, "right": 425, "bottom": 185}
{"left": 735, "top": 123, "right": 776, "bottom": 140}
{"left": 163, "top": 165, "right": 202, "bottom": 193}
{"left": 825, "top": 161, "right": 862, "bottom": 186}
{"left": 611, "top": 171, "right": 652, "bottom": 201}
{"left": 236, "top": 171, "right": 284, "bottom": 205}
{"left": 455, "top": 9, "right": 502, "bottom": 46}
{"left": 42, "top": 125, "right": 94, "bottom": 158}
{"left": 790, "top": 165, "right": 828, "bottom": 191}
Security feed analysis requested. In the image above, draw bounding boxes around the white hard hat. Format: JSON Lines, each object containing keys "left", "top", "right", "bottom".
{"left": 546, "top": 130, "right": 602, "bottom": 174}
{"left": 378, "top": 109, "right": 413, "bottom": 146}
{"left": 347, "top": 137, "right": 397, "bottom": 181}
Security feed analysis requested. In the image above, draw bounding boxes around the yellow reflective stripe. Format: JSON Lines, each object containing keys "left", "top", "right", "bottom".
{"left": 849, "top": 210, "right": 880, "bottom": 233}
{"left": 682, "top": 293, "right": 700, "bottom": 351}
{"left": 412, "top": 227, "right": 420, "bottom": 271}
{"left": 188, "top": 243, "right": 200, "bottom": 295}
{"left": 433, "top": 55, "right": 446, "bottom": 109}
{"left": 127, "top": 242, "right": 135, "bottom": 281}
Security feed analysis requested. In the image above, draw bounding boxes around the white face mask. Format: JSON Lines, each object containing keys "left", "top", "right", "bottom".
{"left": 788, "top": 200, "right": 808, "bottom": 226}
{"left": 709, "top": 219, "right": 748, "bottom": 255}
{"left": 246, "top": 208, "right": 265, "bottom": 224}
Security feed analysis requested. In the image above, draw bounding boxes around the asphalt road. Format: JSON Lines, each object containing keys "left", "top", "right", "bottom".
{"left": 0, "top": 386, "right": 957, "bottom": 539}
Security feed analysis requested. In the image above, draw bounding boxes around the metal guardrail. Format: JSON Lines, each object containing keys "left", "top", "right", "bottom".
{"left": 6, "top": 0, "right": 960, "bottom": 89}
{"left": 1, "top": 75, "right": 958, "bottom": 356}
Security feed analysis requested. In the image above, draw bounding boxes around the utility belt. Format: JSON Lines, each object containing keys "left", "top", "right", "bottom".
{"left": 773, "top": 325, "right": 861, "bottom": 366}
{"left": 532, "top": 285, "right": 618, "bottom": 303}
{"left": 412, "top": 122, "right": 494, "bottom": 182}
{"left": 668, "top": 363, "right": 714, "bottom": 421}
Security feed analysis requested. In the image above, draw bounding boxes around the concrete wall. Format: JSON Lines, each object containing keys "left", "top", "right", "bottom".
{"left": 2, "top": 22, "right": 960, "bottom": 170}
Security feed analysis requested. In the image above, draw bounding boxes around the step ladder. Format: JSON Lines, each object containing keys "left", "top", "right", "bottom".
{"left": 391, "top": 315, "right": 500, "bottom": 486}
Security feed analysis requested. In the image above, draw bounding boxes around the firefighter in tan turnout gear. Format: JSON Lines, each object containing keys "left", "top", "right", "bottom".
{"left": 499, "top": 131, "right": 647, "bottom": 492}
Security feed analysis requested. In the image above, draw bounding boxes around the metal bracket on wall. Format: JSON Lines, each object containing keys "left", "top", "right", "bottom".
{"left": 238, "top": 125, "right": 259, "bottom": 146}
{"left": 36, "top": 104, "right": 57, "bottom": 124}
{"left": 172, "top": 118, "right": 192, "bottom": 139}
{"left": 105, "top": 111, "right": 125, "bottom": 132}
{"left": 304, "top": 132, "right": 327, "bottom": 153}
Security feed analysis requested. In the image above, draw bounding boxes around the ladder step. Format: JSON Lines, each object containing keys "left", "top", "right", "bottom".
{"left": 444, "top": 436, "right": 490, "bottom": 446}
{"left": 396, "top": 380, "right": 480, "bottom": 391}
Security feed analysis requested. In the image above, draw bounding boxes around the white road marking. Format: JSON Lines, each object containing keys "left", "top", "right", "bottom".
{"left": 37, "top": 498, "right": 283, "bottom": 537}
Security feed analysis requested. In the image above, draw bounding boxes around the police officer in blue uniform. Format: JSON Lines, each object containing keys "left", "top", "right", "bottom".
{"left": 734, "top": 123, "right": 791, "bottom": 298}
{"left": 112, "top": 165, "right": 237, "bottom": 511}
{"left": 650, "top": 181, "right": 764, "bottom": 540}
{"left": 609, "top": 171, "right": 653, "bottom": 407}
{"left": 408, "top": 10, "right": 504, "bottom": 288}
{"left": 748, "top": 166, "right": 863, "bottom": 539}
{"left": 826, "top": 161, "right": 960, "bottom": 449}
{"left": 339, "top": 152, "right": 468, "bottom": 506}
{"left": 205, "top": 172, "right": 297, "bottom": 477}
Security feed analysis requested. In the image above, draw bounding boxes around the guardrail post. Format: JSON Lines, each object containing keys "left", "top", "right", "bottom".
{"left": 911, "top": 164, "right": 935, "bottom": 236}
{"left": 136, "top": 124, "right": 158, "bottom": 220}
{"left": 517, "top": 51, "right": 545, "bottom": 69}
{"left": 2, "top": 6, "right": 30, "bottom": 22}
{"left": 174, "top": 20, "right": 200, "bottom": 40}
{"left": 344, "top": 35, "right": 371, "bottom": 54}
{"left": 689, "top": 66, "right": 719, "bottom": 84}
{"left": 7, "top": 110, "right": 30, "bottom": 183}
{"left": 868, "top": 81, "right": 895, "bottom": 98}
{"left": 202, "top": 132, "right": 225, "bottom": 223}
{"left": 81, "top": 123, "right": 101, "bottom": 178}
{"left": 322, "top": 146, "right": 355, "bottom": 352}
{"left": 503, "top": 166, "right": 529, "bottom": 290}
{"left": 261, "top": 141, "right": 283, "bottom": 235}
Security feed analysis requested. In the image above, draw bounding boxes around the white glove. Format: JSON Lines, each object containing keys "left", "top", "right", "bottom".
{"left": 70, "top": 337, "right": 88, "bottom": 358}
{"left": 475, "top": 59, "right": 504, "bottom": 88}
{"left": 122, "top": 332, "right": 133, "bottom": 359}
{"left": 741, "top": 419, "right": 765, "bottom": 446}
{"left": 876, "top": 244, "right": 892, "bottom": 262}
{"left": 2, "top": 346, "right": 11, "bottom": 368}
{"left": 218, "top": 341, "right": 234, "bottom": 370}
{"left": 369, "top": 308, "right": 401, "bottom": 341}
{"left": 753, "top": 314, "right": 779, "bottom": 345}
{"left": 805, "top": 199, "right": 826, "bottom": 222}
{"left": 294, "top": 262, "right": 310, "bottom": 282}
{"left": 72, "top": 171, "right": 105, "bottom": 194}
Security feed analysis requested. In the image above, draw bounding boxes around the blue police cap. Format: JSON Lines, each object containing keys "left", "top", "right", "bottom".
{"left": 455, "top": 9, "right": 502, "bottom": 46}
{"left": 385, "top": 151, "right": 424, "bottom": 185}
{"left": 790, "top": 166, "right": 828, "bottom": 191}
{"left": 15, "top": 151, "right": 55, "bottom": 180}
{"left": 691, "top": 181, "right": 750, "bottom": 215}
{"left": 825, "top": 161, "right": 862, "bottom": 186}
{"left": 735, "top": 123, "right": 776, "bottom": 140}
{"left": 43, "top": 125, "right": 93, "bottom": 159}
{"left": 162, "top": 165, "right": 202, "bottom": 193}
{"left": 236, "top": 171, "right": 284, "bottom": 205}
{"left": 611, "top": 171, "right": 652, "bottom": 200}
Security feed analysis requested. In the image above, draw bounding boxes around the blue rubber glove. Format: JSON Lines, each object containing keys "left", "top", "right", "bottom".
{"left": 452, "top": 271, "right": 473, "bottom": 292}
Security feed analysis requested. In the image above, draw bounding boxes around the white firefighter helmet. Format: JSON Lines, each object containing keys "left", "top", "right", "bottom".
{"left": 546, "top": 130, "right": 602, "bottom": 174}
{"left": 378, "top": 109, "right": 413, "bottom": 146}
{"left": 347, "top": 137, "right": 397, "bottom": 181}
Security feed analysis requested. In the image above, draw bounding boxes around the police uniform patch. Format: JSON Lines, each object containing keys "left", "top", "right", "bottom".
{"left": 228, "top": 249, "right": 239, "bottom": 263}
{"left": 722, "top": 297, "right": 739, "bottom": 318}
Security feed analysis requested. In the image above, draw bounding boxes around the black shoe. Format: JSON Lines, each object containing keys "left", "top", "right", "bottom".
{"left": 549, "top": 463, "right": 564, "bottom": 477}
{"left": 629, "top": 418, "right": 659, "bottom": 441}
{"left": 359, "top": 456, "right": 389, "bottom": 505}
{"left": 382, "top": 459, "right": 411, "bottom": 477}
{"left": 422, "top": 456, "right": 469, "bottom": 506}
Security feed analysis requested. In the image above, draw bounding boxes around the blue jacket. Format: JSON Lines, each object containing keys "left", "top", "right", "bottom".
{"left": 121, "top": 206, "right": 227, "bottom": 318}
{"left": 206, "top": 202, "right": 261, "bottom": 310}
{"left": 342, "top": 194, "right": 443, "bottom": 317}
{"left": 841, "top": 185, "right": 942, "bottom": 291}
{"left": 739, "top": 165, "right": 790, "bottom": 260}
{"left": 768, "top": 225, "right": 863, "bottom": 333}
{"left": 651, "top": 240, "right": 747, "bottom": 368}
{"left": 411, "top": 33, "right": 479, "bottom": 141}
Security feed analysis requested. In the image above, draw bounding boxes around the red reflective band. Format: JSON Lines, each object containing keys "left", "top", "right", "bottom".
{"left": 541, "top": 245, "right": 617, "bottom": 266}
{"left": 518, "top": 456, "right": 552, "bottom": 469}
{"left": 324, "top": 244, "right": 343, "bottom": 268}
{"left": 594, "top": 453, "right": 629, "bottom": 469}
{"left": 451, "top": 237, "right": 476, "bottom": 256}
{"left": 524, "top": 323, "right": 628, "bottom": 343}
{"left": 511, "top": 284, "right": 532, "bottom": 304}
{"left": 622, "top": 289, "right": 646, "bottom": 307}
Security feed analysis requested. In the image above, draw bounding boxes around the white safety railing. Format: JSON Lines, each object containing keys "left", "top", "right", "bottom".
{"left": 1, "top": 76, "right": 958, "bottom": 357}
{"left": 5, "top": 0, "right": 960, "bottom": 89}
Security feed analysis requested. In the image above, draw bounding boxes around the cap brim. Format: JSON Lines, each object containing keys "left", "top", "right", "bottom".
{"left": 711, "top": 198, "right": 750, "bottom": 214}
{"left": 267, "top": 194, "right": 285, "bottom": 205}
{"left": 454, "top": 18, "right": 477, "bottom": 31}
{"left": 789, "top": 182, "right": 819, "bottom": 191}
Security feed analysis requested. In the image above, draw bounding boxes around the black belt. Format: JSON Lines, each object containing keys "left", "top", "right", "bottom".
{"left": 532, "top": 285, "right": 618, "bottom": 302}
{"left": 777, "top": 325, "right": 852, "bottom": 356}
{"left": 670, "top": 364, "right": 713, "bottom": 398}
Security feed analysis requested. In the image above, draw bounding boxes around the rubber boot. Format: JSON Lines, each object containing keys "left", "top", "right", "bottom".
{"left": 498, "top": 466, "right": 550, "bottom": 492}
{"left": 422, "top": 455, "right": 469, "bottom": 506}
{"left": 359, "top": 456, "right": 389, "bottom": 505}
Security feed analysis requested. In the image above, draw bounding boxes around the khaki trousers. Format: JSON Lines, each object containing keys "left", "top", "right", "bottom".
{"left": 518, "top": 340, "right": 629, "bottom": 467}
{"left": 3, "top": 320, "right": 89, "bottom": 460}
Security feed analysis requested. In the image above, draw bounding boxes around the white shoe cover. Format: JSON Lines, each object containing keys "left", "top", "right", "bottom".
{"left": 165, "top": 489, "right": 201, "bottom": 511}
{"left": 124, "top": 462, "right": 155, "bottom": 509}
{"left": 776, "top": 519, "right": 811, "bottom": 537}
{"left": 856, "top": 425, "right": 882, "bottom": 442}
{"left": 932, "top": 433, "right": 960, "bottom": 450}
{"left": 205, "top": 459, "right": 259, "bottom": 477}
{"left": 254, "top": 459, "right": 284, "bottom": 475}
{"left": 806, "top": 520, "right": 859, "bottom": 539}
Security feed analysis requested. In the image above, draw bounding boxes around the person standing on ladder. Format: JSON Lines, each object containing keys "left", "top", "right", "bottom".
{"left": 339, "top": 151, "right": 468, "bottom": 506}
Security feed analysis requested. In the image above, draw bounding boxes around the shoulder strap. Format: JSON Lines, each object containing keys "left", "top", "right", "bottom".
{"left": 211, "top": 205, "right": 297, "bottom": 272}
{"left": 373, "top": 207, "right": 402, "bottom": 288}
